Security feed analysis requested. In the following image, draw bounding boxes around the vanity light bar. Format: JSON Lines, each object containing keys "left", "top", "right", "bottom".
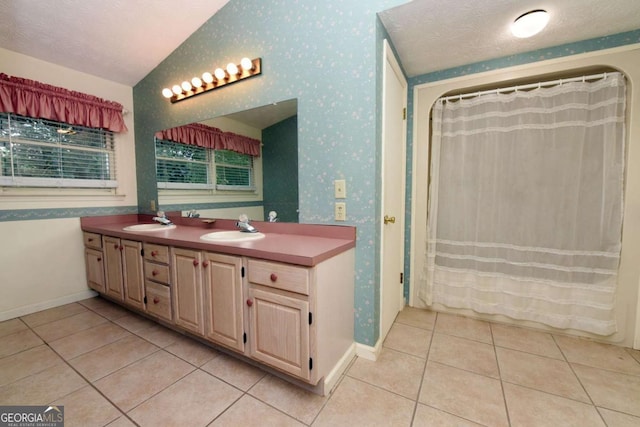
{"left": 162, "top": 57, "right": 262, "bottom": 103}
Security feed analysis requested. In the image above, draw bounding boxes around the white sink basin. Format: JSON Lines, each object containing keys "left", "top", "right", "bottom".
{"left": 200, "top": 230, "right": 265, "bottom": 243}
{"left": 123, "top": 223, "right": 176, "bottom": 232}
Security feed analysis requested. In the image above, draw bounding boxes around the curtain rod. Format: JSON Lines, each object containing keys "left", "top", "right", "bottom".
{"left": 438, "top": 72, "right": 614, "bottom": 103}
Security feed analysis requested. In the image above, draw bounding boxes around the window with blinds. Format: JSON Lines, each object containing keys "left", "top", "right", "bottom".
{"left": 155, "top": 138, "right": 254, "bottom": 191}
{"left": 0, "top": 113, "right": 116, "bottom": 188}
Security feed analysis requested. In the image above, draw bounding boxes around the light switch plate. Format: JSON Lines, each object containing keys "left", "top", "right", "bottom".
{"left": 335, "top": 202, "right": 346, "bottom": 221}
{"left": 334, "top": 179, "right": 346, "bottom": 198}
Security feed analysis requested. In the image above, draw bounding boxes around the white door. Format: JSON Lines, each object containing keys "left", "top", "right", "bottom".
{"left": 380, "top": 39, "right": 407, "bottom": 341}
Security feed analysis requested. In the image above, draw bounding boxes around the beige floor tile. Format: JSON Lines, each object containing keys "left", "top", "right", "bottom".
{"left": 434, "top": 313, "right": 493, "bottom": 344}
{"left": 164, "top": 335, "right": 220, "bottom": 366}
{"left": 69, "top": 334, "right": 159, "bottom": 381}
{"left": 0, "top": 345, "right": 62, "bottom": 386}
{"left": 429, "top": 333, "right": 498, "bottom": 378}
{"left": 49, "top": 322, "right": 131, "bottom": 360}
{"left": 0, "top": 318, "right": 27, "bottom": 338}
{"left": 134, "top": 323, "right": 183, "bottom": 348}
{"left": 572, "top": 364, "right": 640, "bottom": 417}
{"left": 0, "top": 328, "right": 43, "bottom": 358}
{"left": 113, "top": 312, "right": 156, "bottom": 333}
{"left": 598, "top": 408, "right": 640, "bottom": 427}
{"left": 79, "top": 296, "right": 130, "bottom": 320}
{"left": 53, "top": 385, "right": 122, "bottom": 427}
{"left": 106, "top": 416, "right": 137, "bottom": 426}
{"left": 211, "top": 394, "right": 303, "bottom": 426}
{"left": 383, "top": 322, "right": 432, "bottom": 358}
{"left": 314, "top": 376, "right": 414, "bottom": 426}
{"left": 412, "top": 404, "right": 484, "bottom": 427}
{"left": 128, "top": 370, "right": 241, "bottom": 426}
{"left": 94, "top": 350, "right": 194, "bottom": 412}
{"left": 554, "top": 335, "right": 640, "bottom": 375}
{"left": 347, "top": 347, "right": 425, "bottom": 399}
{"left": 20, "top": 303, "right": 88, "bottom": 328}
{"left": 628, "top": 348, "right": 640, "bottom": 364}
{"left": 496, "top": 347, "right": 590, "bottom": 402}
{"left": 33, "top": 311, "right": 108, "bottom": 342}
{"left": 0, "top": 361, "right": 86, "bottom": 405}
{"left": 491, "top": 322, "right": 564, "bottom": 359}
{"left": 250, "top": 375, "right": 327, "bottom": 425}
{"left": 201, "top": 352, "right": 266, "bottom": 391}
{"left": 419, "top": 362, "right": 508, "bottom": 427}
{"left": 504, "top": 382, "right": 605, "bottom": 427}
{"left": 395, "top": 307, "right": 437, "bottom": 330}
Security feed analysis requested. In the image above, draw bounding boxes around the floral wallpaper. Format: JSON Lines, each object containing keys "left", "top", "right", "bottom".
{"left": 133, "top": 0, "right": 406, "bottom": 345}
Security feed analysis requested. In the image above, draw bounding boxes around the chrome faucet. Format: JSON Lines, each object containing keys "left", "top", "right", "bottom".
{"left": 152, "top": 211, "right": 173, "bottom": 226}
{"left": 236, "top": 214, "right": 258, "bottom": 232}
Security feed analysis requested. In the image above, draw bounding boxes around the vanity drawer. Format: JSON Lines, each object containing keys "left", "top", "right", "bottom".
{"left": 144, "top": 260, "right": 170, "bottom": 284}
{"left": 144, "top": 243, "right": 170, "bottom": 264}
{"left": 145, "top": 280, "right": 172, "bottom": 321}
{"left": 247, "top": 259, "right": 310, "bottom": 295}
{"left": 83, "top": 232, "right": 102, "bottom": 250}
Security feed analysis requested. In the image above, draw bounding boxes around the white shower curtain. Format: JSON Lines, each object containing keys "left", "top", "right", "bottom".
{"left": 423, "top": 73, "right": 626, "bottom": 335}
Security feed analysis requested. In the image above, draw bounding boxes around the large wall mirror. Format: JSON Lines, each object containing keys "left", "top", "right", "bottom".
{"left": 156, "top": 99, "right": 299, "bottom": 223}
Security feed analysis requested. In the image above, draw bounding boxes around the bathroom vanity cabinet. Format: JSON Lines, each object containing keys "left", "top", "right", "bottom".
{"left": 80, "top": 215, "right": 356, "bottom": 395}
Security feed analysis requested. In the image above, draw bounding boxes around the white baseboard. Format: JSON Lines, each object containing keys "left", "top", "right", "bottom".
{"left": 0, "top": 290, "right": 98, "bottom": 322}
{"left": 355, "top": 338, "right": 382, "bottom": 361}
{"left": 323, "top": 343, "right": 356, "bottom": 394}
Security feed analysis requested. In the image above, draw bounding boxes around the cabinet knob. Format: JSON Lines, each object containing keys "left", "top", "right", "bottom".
{"left": 202, "top": 260, "right": 209, "bottom": 268}
{"left": 153, "top": 297, "right": 160, "bottom": 304}
{"left": 113, "top": 243, "right": 119, "bottom": 249}
{"left": 97, "top": 257, "right": 102, "bottom": 262}
{"left": 88, "top": 238, "right": 94, "bottom": 242}
{"left": 119, "top": 245, "right": 124, "bottom": 251}
{"left": 152, "top": 270, "right": 159, "bottom": 276}
{"left": 270, "top": 273, "right": 278, "bottom": 282}
{"left": 151, "top": 250, "right": 158, "bottom": 257}
{"left": 193, "top": 259, "right": 199, "bottom": 267}
{"left": 246, "top": 298, "right": 253, "bottom": 307}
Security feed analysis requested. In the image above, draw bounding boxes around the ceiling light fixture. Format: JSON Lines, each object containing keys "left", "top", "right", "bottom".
{"left": 511, "top": 9, "right": 549, "bottom": 38}
{"left": 161, "top": 57, "right": 262, "bottom": 102}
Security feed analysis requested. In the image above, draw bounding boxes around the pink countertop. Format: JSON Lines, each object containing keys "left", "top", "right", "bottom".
{"left": 81, "top": 214, "right": 356, "bottom": 267}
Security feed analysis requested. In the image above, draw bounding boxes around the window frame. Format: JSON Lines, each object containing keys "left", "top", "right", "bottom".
{"left": 0, "top": 112, "right": 117, "bottom": 189}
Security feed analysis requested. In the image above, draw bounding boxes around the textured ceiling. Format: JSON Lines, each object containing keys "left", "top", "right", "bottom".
{"left": 1, "top": 0, "right": 639, "bottom": 87}
{"left": 0, "top": 0, "right": 230, "bottom": 86}
{"left": 379, "top": 0, "right": 640, "bottom": 77}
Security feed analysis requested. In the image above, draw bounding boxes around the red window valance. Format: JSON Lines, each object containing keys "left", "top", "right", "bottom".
{"left": 154, "top": 122, "right": 261, "bottom": 157}
{"left": 0, "top": 73, "right": 127, "bottom": 133}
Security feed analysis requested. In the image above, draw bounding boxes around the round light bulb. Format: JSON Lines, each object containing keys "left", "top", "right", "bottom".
{"left": 162, "top": 88, "right": 173, "bottom": 98}
{"left": 240, "top": 57, "right": 253, "bottom": 71}
{"left": 214, "top": 68, "right": 227, "bottom": 80}
{"left": 511, "top": 10, "right": 549, "bottom": 38}
{"left": 202, "top": 72, "right": 214, "bottom": 84}
{"left": 191, "top": 77, "right": 202, "bottom": 87}
{"left": 181, "top": 81, "right": 192, "bottom": 92}
{"left": 226, "top": 62, "right": 239, "bottom": 75}
{"left": 171, "top": 85, "right": 183, "bottom": 95}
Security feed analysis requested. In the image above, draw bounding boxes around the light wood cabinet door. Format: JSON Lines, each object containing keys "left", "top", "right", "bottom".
{"left": 171, "top": 247, "right": 204, "bottom": 335}
{"left": 247, "top": 287, "right": 311, "bottom": 381}
{"left": 103, "top": 236, "right": 124, "bottom": 301}
{"left": 122, "top": 239, "right": 144, "bottom": 310}
{"left": 202, "top": 252, "right": 244, "bottom": 351}
{"left": 84, "top": 248, "right": 105, "bottom": 293}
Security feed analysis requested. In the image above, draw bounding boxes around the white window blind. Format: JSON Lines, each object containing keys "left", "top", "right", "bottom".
{"left": 0, "top": 113, "right": 117, "bottom": 188}
{"left": 155, "top": 138, "right": 254, "bottom": 191}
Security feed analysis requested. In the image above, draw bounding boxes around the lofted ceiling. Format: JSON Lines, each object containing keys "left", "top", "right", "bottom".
{"left": 1, "top": 0, "right": 639, "bottom": 87}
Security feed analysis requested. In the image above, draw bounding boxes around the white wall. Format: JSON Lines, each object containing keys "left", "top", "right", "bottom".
{"left": 410, "top": 45, "right": 640, "bottom": 349}
{"left": 0, "top": 48, "right": 136, "bottom": 320}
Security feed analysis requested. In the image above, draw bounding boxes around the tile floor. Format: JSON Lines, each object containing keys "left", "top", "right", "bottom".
{"left": 1, "top": 297, "right": 640, "bottom": 426}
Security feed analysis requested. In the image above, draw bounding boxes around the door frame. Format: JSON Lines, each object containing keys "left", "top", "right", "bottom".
{"left": 380, "top": 39, "right": 407, "bottom": 342}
